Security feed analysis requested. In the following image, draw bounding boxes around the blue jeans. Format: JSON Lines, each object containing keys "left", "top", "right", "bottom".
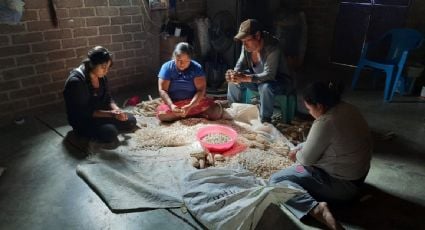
{"left": 227, "top": 81, "right": 285, "bottom": 121}
{"left": 269, "top": 165, "right": 362, "bottom": 219}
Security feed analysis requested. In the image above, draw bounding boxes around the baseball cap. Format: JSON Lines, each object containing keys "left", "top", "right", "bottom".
{"left": 234, "top": 19, "right": 263, "bottom": 41}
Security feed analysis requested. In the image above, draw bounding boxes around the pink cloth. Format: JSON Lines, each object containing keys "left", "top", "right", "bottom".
{"left": 156, "top": 97, "right": 215, "bottom": 117}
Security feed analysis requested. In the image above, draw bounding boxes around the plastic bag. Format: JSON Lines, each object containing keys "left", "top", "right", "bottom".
{"left": 182, "top": 168, "right": 303, "bottom": 230}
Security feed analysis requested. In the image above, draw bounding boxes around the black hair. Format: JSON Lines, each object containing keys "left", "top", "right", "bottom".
{"left": 303, "top": 81, "right": 344, "bottom": 109}
{"left": 82, "top": 46, "right": 113, "bottom": 73}
{"left": 172, "top": 42, "right": 193, "bottom": 58}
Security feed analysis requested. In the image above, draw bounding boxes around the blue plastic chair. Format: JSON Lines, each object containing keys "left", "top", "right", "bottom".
{"left": 351, "top": 28, "right": 424, "bottom": 102}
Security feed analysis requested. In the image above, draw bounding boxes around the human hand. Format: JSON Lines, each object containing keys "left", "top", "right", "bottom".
{"left": 225, "top": 69, "right": 235, "bottom": 82}
{"left": 171, "top": 104, "right": 185, "bottom": 117}
{"left": 180, "top": 103, "right": 195, "bottom": 117}
{"left": 288, "top": 149, "right": 298, "bottom": 162}
{"left": 111, "top": 110, "right": 128, "bottom": 121}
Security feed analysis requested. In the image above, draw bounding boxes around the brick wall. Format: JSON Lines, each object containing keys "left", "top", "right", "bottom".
{"left": 0, "top": 0, "right": 163, "bottom": 124}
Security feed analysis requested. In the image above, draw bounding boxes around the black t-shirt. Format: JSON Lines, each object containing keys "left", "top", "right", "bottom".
{"left": 63, "top": 65, "right": 113, "bottom": 128}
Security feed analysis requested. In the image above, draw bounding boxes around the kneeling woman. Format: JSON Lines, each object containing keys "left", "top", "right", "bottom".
{"left": 156, "top": 42, "right": 222, "bottom": 122}
{"left": 270, "top": 81, "right": 372, "bottom": 230}
{"left": 63, "top": 46, "right": 137, "bottom": 143}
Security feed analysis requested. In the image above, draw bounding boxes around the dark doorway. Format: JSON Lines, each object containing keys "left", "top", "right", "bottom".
{"left": 331, "top": 0, "right": 411, "bottom": 66}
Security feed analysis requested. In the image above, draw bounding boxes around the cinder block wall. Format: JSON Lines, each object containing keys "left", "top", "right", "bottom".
{"left": 0, "top": 0, "right": 206, "bottom": 125}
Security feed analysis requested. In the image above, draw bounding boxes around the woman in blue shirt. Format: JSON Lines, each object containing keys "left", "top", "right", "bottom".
{"left": 156, "top": 42, "right": 222, "bottom": 122}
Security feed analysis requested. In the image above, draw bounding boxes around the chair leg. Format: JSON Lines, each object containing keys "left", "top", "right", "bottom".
{"left": 276, "top": 95, "right": 288, "bottom": 123}
{"left": 244, "top": 88, "right": 252, "bottom": 103}
{"left": 383, "top": 68, "right": 394, "bottom": 102}
{"left": 287, "top": 95, "right": 296, "bottom": 123}
{"left": 388, "top": 67, "right": 404, "bottom": 102}
{"left": 407, "top": 77, "right": 416, "bottom": 95}
{"left": 352, "top": 63, "right": 364, "bottom": 90}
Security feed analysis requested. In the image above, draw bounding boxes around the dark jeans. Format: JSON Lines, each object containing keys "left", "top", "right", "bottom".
{"left": 74, "top": 113, "right": 137, "bottom": 143}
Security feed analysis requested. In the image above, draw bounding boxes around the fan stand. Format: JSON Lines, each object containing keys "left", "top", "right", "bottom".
{"left": 206, "top": 10, "right": 235, "bottom": 96}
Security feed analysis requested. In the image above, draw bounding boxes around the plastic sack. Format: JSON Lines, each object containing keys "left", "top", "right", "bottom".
{"left": 182, "top": 168, "right": 303, "bottom": 230}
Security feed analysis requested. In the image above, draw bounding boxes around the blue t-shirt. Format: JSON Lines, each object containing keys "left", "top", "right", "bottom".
{"left": 158, "top": 60, "right": 205, "bottom": 101}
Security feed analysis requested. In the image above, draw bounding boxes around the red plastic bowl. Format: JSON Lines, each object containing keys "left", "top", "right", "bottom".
{"left": 197, "top": 125, "right": 237, "bottom": 153}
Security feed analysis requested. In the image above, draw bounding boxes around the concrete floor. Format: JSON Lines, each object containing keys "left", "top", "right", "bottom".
{"left": 0, "top": 65, "right": 424, "bottom": 230}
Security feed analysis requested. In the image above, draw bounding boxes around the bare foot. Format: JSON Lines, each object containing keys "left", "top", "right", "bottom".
{"left": 309, "top": 202, "right": 344, "bottom": 230}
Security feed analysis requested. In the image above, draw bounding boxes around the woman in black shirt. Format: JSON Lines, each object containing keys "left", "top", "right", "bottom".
{"left": 63, "top": 46, "right": 137, "bottom": 143}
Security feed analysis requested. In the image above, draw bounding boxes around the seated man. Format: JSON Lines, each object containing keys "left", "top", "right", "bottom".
{"left": 226, "top": 19, "right": 294, "bottom": 123}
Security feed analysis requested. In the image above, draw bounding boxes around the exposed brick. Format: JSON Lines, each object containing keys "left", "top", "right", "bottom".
{"left": 56, "top": 0, "right": 84, "bottom": 8}
{"left": 62, "top": 38, "right": 88, "bottom": 49}
{"left": 124, "top": 58, "right": 140, "bottom": 67}
{"left": 12, "top": 33, "right": 43, "bottom": 44}
{"left": 69, "top": 8, "right": 96, "bottom": 17}
{"left": 99, "top": 25, "right": 122, "bottom": 35}
{"left": 59, "top": 18, "right": 86, "bottom": 28}
{"left": 32, "top": 41, "right": 61, "bottom": 52}
{"left": 39, "top": 8, "right": 69, "bottom": 20}
{"left": 131, "top": 0, "right": 141, "bottom": 5}
{"left": 0, "top": 93, "right": 8, "bottom": 101}
{"left": 110, "top": 0, "right": 131, "bottom": 6}
{"left": 41, "top": 81, "right": 64, "bottom": 93}
{"left": 85, "top": 0, "right": 108, "bottom": 7}
{"left": 10, "top": 87, "right": 41, "bottom": 99}
{"left": 24, "top": 0, "right": 48, "bottom": 9}
{"left": 114, "top": 50, "right": 135, "bottom": 60}
{"left": 66, "top": 58, "right": 83, "bottom": 68}
{"left": 133, "top": 32, "right": 147, "bottom": 41}
{"left": 22, "top": 10, "right": 39, "bottom": 21}
{"left": 0, "top": 58, "right": 15, "bottom": 69}
{"left": 38, "top": 9, "right": 50, "bottom": 20}
{"left": 3, "top": 67, "right": 35, "bottom": 80}
{"left": 27, "top": 21, "right": 55, "bottom": 31}
{"left": 0, "top": 100, "right": 28, "bottom": 115}
{"left": 35, "top": 61, "right": 65, "bottom": 74}
{"left": 118, "top": 66, "right": 134, "bottom": 75}
{"left": 73, "top": 27, "right": 98, "bottom": 37}
{"left": 120, "top": 7, "right": 140, "bottom": 15}
{"left": 111, "top": 60, "right": 124, "bottom": 69}
{"left": 16, "top": 54, "right": 47, "bottom": 66}
{"left": 123, "top": 41, "right": 142, "bottom": 49}
{"left": 28, "top": 94, "right": 58, "bottom": 107}
{"left": 86, "top": 17, "right": 110, "bottom": 26}
{"left": 0, "top": 80, "right": 20, "bottom": 91}
{"left": 0, "top": 24, "right": 25, "bottom": 33}
{"left": 122, "top": 24, "right": 141, "bottom": 33}
{"left": 105, "top": 43, "right": 123, "bottom": 52}
{"left": 44, "top": 29, "right": 73, "bottom": 40}
{"left": 132, "top": 16, "right": 143, "bottom": 23}
{"left": 88, "top": 35, "right": 111, "bottom": 46}
{"left": 112, "top": 34, "right": 132, "bottom": 42}
{"left": 21, "top": 75, "right": 52, "bottom": 87}
{"left": 51, "top": 70, "right": 70, "bottom": 82}
{"left": 0, "top": 35, "right": 9, "bottom": 46}
{"left": 95, "top": 7, "right": 119, "bottom": 16}
{"left": 48, "top": 49, "right": 76, "bottom": 60}
{"left": 111, "top": 16, "right": 132, "bottom": 25}
{"left": 76, "top": 47, "right": 91, "bottom": 58}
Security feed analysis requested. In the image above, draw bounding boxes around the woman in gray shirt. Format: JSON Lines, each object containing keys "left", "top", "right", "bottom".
{"left": 270, "top": 81, "right": 372, "bottom": 230}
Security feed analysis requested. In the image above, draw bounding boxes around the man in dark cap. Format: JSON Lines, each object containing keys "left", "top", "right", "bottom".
{"left": 226, "top": 19, "right": 293, "bottom": 123}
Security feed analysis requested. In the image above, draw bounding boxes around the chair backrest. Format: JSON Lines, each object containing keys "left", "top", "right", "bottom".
{"left": 383, "top": 28, "right": 424, "bottom": 62}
